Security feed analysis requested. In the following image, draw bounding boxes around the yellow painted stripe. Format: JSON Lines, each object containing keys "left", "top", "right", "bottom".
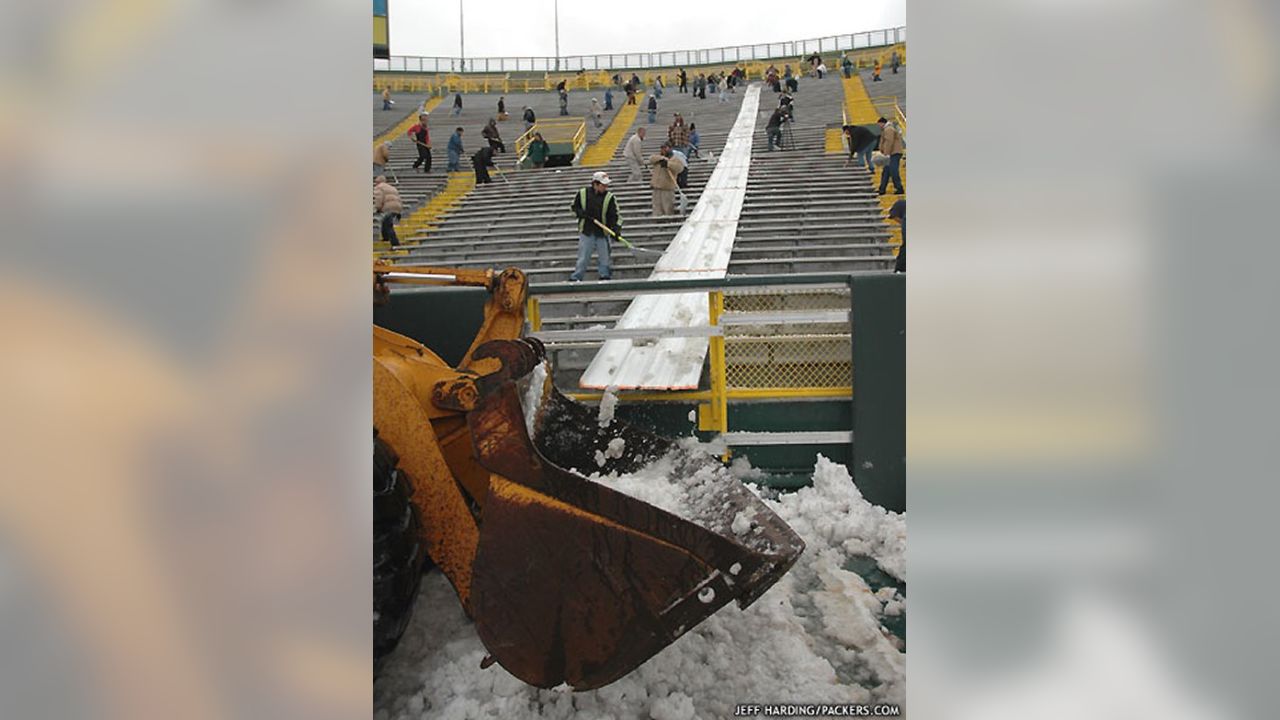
{"left": 824, "top": 127, "right": 845, "bottom": 154}
{"left": 374, "top": 96, "right": 443, "bottom": 149}
{"left": 374, "top": 168, "right": 480, "bottom": 257}
{"left": 579, "top": 93, "right": 643, "bottom": 167}
{"left": 840, "top": 75, "right": 880, "bottom": 126}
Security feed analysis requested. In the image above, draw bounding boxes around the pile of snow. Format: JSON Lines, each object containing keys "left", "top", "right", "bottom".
{"left": 374, "top": 455, "right": 905, "bottom": 719}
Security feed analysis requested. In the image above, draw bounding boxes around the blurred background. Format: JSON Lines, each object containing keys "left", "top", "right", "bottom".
{"left": 0, "top": 0, "right": 1276, "bottom": 717}
{"left": 0, "top": 1, "right": 370, "bottom": 718}
{"left": 910, "top": 0, "right": 1278, "bottom": 717}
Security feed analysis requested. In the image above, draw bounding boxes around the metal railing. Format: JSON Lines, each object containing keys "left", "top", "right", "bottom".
{"left": 525, "top": 273, "right": 869, "bottom": 445}
{"left": 869, "top": 95, "right": 906, "bottom": 130}
{"left": 375, "top": 26, "right": 904, "bottom": 74}
{"left": 514, "top": 118, "right": 586, "bottom": 163}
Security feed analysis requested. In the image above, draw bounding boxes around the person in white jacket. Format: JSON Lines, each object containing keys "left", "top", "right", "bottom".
{"left": 623, "top": 127, "right": 646, "bottom": 184}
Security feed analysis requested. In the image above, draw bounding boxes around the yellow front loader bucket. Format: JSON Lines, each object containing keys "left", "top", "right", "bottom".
{"left": 372, "top": 265, "right": 803, "bottom": 689}
{"left": 459, "top": 340, "right": 802, "bottom": 689}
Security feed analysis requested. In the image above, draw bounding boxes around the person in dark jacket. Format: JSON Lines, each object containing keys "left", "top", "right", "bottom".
{"left": 568, "top": 171, "right": 621, "bottom": 281}
{"left": 482, "top": 118, "right": 505, "bottom": 152}
{"left": 522, "top": 105, "right": 536, "bottom": 131}
{"left": 526, "top": 132, "right": 550, "bottom": 168}
{"left": 779, "top": 92, "right": 795, "bottom": 122}
{"left": 604, "top": 87, "right": 614, "bottom": 110}
{"left": 452, "top": 92, "right": 463, "bottom": 115}
{"left": 472, "top": 144, "right": 496, "bottom": 184}
{"left": 887, "top": 199, "right": 905, "bottom": 272}
{"left": 647, "top": 94, "right": 658, "bottom": 123}
{"left": 678, "top": 68, "right": 688, "bottom": 93}
{"left": 497, "top": 96, "right": 508, "bottom": 120}
{"left": 843, "top": 124, "right": 878, "bottom": 171}
{"left": 766, "top": 107, "right": 787, "bottom": 151}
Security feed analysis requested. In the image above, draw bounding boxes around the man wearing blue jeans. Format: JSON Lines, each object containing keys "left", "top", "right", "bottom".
{"left": 876, "top": 116, "right": 905, "bottom": 195}
{"left": 843, "top": 124, "right": 878, "bottom": 171}
{"left": 569, "top": 171, "right": 622, "bottom": 281}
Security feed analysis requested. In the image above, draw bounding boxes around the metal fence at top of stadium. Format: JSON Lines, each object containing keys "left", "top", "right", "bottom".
{"left": 373, "top": 26, "right": 905, "bottom": 75}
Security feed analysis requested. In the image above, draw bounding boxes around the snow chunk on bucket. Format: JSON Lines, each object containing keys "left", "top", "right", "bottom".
{"left": 597, "top": 386, "right": 619, "bottom": 428}
{"left": 519, "top": 362, "right": 550, "bottom": 437}
{"left": 593, "top": 437, "right": 627, "bottom": 468}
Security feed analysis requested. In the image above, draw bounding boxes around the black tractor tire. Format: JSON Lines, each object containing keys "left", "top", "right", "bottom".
{"left": 374, "top": 430, "right": 428, "bottom": 674}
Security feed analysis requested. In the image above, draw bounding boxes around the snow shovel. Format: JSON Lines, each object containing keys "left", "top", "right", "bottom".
{"left": 591, "top": 219, "right": 665, "bottom": 256}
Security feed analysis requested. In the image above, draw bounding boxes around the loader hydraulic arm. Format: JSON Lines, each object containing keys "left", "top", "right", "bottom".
{"left": 373, "top": 263, "right": 527, "bottom": 374}
{"left": 373, "top": 262, "right": 498, "bottom": 290}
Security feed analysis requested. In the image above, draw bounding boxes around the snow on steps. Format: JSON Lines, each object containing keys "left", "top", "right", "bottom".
{"left": 578, "top": 84, "right": 761, "bottom": 390}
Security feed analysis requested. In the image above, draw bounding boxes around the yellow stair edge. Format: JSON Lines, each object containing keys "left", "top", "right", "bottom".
{"left": 579, "top": 93, "right": 644, "bottom": 167}
{"left": 824, "top": 127, "right": 845, "bottom": 154}
{"left": 374, "top": 169, "right": 477, "bottom": 258}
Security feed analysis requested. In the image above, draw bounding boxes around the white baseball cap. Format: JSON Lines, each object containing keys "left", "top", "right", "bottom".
{"left": 591, "top": 171, "right": 612, "bottom": 185}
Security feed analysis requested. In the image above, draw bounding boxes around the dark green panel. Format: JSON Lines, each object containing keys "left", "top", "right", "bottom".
{"left": 613, "top": 399, "right": 854, "bottom": 487}
{"left": 850, "top": 274, "right": 905, "bottom": 511}
{"left": 374, "top": 286, "right": 489, "bottom": 367}
{"left": 613, "top": 402, "right": 699, "bottom": 436}
{"left": 726, "top": 399, "right": 852, "bottom": 432}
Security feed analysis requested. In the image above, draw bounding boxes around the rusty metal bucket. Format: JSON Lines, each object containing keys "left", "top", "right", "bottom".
{"left": 462, "top": 340, "right": 805, "bottom": 690}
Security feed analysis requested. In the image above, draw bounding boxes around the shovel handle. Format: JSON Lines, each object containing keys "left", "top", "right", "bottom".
{"left": 590, "top": 218, "right": 631, "bottom": 248}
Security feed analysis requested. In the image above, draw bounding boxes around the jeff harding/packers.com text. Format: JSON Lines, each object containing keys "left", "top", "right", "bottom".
{"left": 733, "top": 704, "right": 902, "bottom": 717}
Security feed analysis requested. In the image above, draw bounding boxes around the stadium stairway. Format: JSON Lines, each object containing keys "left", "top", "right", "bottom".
{"left": 372, "top": 88, "right": 624, "bottom": 246}
{"left": 380, "top": 75, "right": 901, "bottom": 385}
{"left": 736, "top": 70, "right": 895, "bottom": 275}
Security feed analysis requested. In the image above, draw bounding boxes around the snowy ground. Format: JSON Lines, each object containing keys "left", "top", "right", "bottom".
{"left": 374, "top": 456, "right": 906, "bottom": 720}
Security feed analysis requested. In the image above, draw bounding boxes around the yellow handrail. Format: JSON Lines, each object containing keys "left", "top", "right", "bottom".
{"left": 374, "top": 42, "right": 904, "bottom": 96}
{"left": 541, "top": 70, "right": 612, "bottom": 91}
{"left": 514, "top": 125, "right": 535, "bottom": 159}
{"left": 374, "top": 72, "right": 513, "bottom": 95}
{"left": 513, "top": 118, "right": 586, "bottom": 163}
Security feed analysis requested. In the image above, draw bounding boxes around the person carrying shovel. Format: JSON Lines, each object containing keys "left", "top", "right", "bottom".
{"left": 568, "top": 171, "right": 622, "bottom": 282}
{"left": 407, "top": 113, "right": 432, "bottom": 173}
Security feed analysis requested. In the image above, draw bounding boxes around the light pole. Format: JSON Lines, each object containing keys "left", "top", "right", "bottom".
{"left": 554, "top": 0, "right": 560, "bottom": 71}
{"left": 459, "top": 0, "right": 465, "bottom": 72}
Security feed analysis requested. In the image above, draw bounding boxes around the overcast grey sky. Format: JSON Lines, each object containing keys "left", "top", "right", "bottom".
{"left": 387, "top": 0, "right": 906, "bottom": 58}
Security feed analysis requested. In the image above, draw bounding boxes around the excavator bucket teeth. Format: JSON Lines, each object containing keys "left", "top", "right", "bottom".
{"left": 463, "top": 344, "right": 804, "bottom": 690}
